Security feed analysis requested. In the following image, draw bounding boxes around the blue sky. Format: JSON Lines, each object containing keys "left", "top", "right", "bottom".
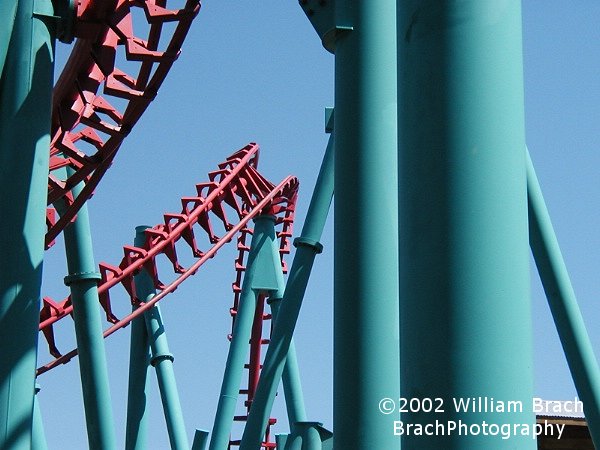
{"left": 37, "top": 1, "right": 599, "bottom": 448}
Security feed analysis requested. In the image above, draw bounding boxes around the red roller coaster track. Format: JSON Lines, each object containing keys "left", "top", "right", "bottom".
{"left": 47, "top": 0, "right": 201, "bottom": 248}
{"left": 42, "top": 1, "right": 299, "bottom": 447}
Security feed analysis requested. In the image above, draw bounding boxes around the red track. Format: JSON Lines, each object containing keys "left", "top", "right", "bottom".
{"left": 39, "top": 143, "right": 298, "bottom": 374}
{"left": 44, "top": 2, "right": 296, "bottom": 447}
{"left": 47, "top": 0, "right": 201, "bottom": 248}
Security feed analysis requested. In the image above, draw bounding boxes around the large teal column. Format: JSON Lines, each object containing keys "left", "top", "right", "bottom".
{"left": 0, "top": 0, "right": 57, "bottom": 448}
{"left": 334, "top": 1, "right": 400, "bottom": 449}
{"left": 398, "top": 2, "right": 535, "bottom": 448}
{"left": 240, "top": 132, "right": 334, "bottom": 450}
{"left": 527, "top": 151, "right": 600, "bottom": 447}
{"left": 56, "top": 168, "right": 117, "bottom": 450}
{"left": 32, "top": 385, "right": 48, "bottom": 450}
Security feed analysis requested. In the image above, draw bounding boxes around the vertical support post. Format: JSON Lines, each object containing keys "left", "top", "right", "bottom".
{"left": 0, "top": 0, "right": 57, "bottom": 447}
{"left": 55, "top": 167, "right": 117, "bottom": 450}
{"left": 334, "top": 1, "right": 400, "bottom": 449}
{"left": 209, "top": 216, "right": 290, "bottom": 450}
{"left": 527, "top": 151, "right": 600, "bottom": 447}
{"left": 32, "top": 385, "right": 48, "bottom": 450}
{"left": 397, "top": 2, "right": 535, "bottom": 448}
{"left": 133, "top": 227, "right": 189, "bottom": 450}
{"left": 125, "top": 227, "right": 153, "bottom": 450}
{"left": 240, "top": 133, "right": 333, "bottom": 450}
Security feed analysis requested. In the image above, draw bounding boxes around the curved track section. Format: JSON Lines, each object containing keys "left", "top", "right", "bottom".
{"left": 39, "top": 143, "right": 299, "bottom": 375}
{"left": 47, "top": 0, "right": 201, "bottom": 248}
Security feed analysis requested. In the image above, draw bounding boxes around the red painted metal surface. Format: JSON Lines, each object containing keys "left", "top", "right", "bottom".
{"left": 38, "top": 143, "right": 299, "bottom": 376}
{"left": 46, "top": 0, "right": 201, "bottom": 248}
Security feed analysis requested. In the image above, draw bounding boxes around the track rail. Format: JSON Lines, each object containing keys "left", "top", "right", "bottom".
{"left": 47, "top": 0, "right": 201, "bottom": 248}
{"left": 38, "top": 143, "right": 299, "bottom": 375}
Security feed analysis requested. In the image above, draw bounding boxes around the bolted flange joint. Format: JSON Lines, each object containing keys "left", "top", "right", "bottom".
{"left": 293, "top": 237, "right": 323, "bottom": 254}
{"left": 150, "top": 353, "right": 175, "bottom": 367}
{"left": 64, "top": 271, "right": 101, "bottom": 286}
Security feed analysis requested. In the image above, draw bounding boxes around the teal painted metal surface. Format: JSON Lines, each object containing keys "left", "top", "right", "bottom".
{"left": 280, "top": 422, "right": 333, "bottom": 450}
{"left": 209, "top": 215, "right": 289, "bottom": 450}
{"left": 125, "top": 304, "right": 151, "bottom": 450}
{"left": 125, "top": 227, "right": 154, "bottom": 450}
{"left": 398, "top": 2, "right": 535, "bottom": 448}
{"left": 32, "top": 385, "right": 48, "bottom": 450}
{"left": 134, "top": 227, "right": 189, "bottom": 450}
{"left": 191, "top": 429, "right": 209, "bottom": 450}
{"left": 55, "top": 167, "right": 117, "bottom": 450}
{"left": 527, "top": 151, "right": 600, "bottom": 447}
{"left": 146, "top": 305, "right": 189, "bottom": 450}
{"left": 240, "top": 134, "right": 334, "bottom": 450}
{"left": 0, "top": 0, "right": 18, "bottom": 75}
{"left": 0, "top": 0, "right": 56, "bottom": 447}
{"left": 268, "top": 297, "right": 306, "bottom": 427}
{"left": 333, "top": 1, "right": 400, "bottom": 449}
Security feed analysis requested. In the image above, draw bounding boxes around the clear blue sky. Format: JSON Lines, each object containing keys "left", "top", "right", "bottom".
{"left": 38, "top": 1, "right": 600, "bottom": 448}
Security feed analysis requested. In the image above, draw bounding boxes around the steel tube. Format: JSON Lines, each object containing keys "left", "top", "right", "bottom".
{"left": 209, "top": 216, "right": 282, "bottom": 450}
{"left": 0, "top": 0, "right": 57, "bottom": 446}
{"left": 527, "top": 150, "right": 600, "bottom": 447}
{"left": 398, "top": 2, "right": 535, "bottom": 448}
{"left": 334, "top": 1, "right": 400, "bottom": 448}
{"left": 56, "top": 167, "right": 117, "bottom": 450}
{"left": 133, "top": 227, "right": 189, "bottom": 450}
{"left": 125, "top": 227, "right": 153, "bottom": 450}
{"left": 240, "top": 137, "right": 333, "bottom": 450}
{"left": 145, "top": 304, "right": 189, "bottom": 450}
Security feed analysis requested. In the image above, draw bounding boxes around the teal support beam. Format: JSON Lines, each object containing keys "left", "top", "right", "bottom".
{"left": 268, "top": 298, "right": 306, "bottom": 426}
{"left": 191, "top": 429, "right": 209, "bottom": 450}
{"left": 209, "top": 216, "right": 287, "bottom": 450}
{"left": 527, "top": 151, "right": 600, "bottom": 447}
{"left": 334, "top": 1, "right": 400, "bottom": 449}
{"left": 55, "top": 168, "right": 117, "bottom": 450}
{"left": 32, "top": 385, "right": 48, "bottom": 450}
{"left": 146, "top": 304, "right": 189, "bottom": 450}
{"left": 0, "top": 0, "right": 57, "bottom": 447}
{"left": 281, "top": 422, "right": 333, "bottom": 450}
{"left": 134, "top": 227, "right": 189, "bottom": 450}
{"left": 398, "top": 2, "right": 535, "bottom": 448}
{"left": 125, "top": 227, "right": 154, "bottom": 450}
{"left": 240, "top": 132, "right": 334, "bottom": 450}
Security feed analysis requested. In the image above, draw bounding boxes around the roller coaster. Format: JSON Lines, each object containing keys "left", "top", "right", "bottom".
{"left": 1, "top": 1, "right": 599, "bottom": 449}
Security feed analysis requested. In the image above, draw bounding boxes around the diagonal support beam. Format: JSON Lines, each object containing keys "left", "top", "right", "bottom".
{"left": 240, "top": 130, "right": 334, "bottom": 450}
{"left": 527, "top": 149, "right": 600, "bottom": 448}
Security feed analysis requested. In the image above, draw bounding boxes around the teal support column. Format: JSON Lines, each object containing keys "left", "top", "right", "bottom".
{"left": 146, "top": 305, "right": 189, "bottom": 450}
{"left": 0, "top": 0, "right": 57, "bottom": 448}
{"left": 398, "top": 2, "right": 535, "bottom": 448}
{"left": 527, "top": 151, "right": 600, "bottom": 447}
{"left": 55, "top": 167, "right": 117, "bottom": 450}
{"left": 334, "top": 1, "right": 400, "bottom": 449}
{"left": 191, "top": 429, "right": 209, "bottom": 450}
{"left": 278, "top": 422, "right": 333, "bottom": 450}
{"left": 240, "top": 132, "right": 334, "bottom": 450}
{"left": 209, "top": 216, "right": 287, "bottom": 450}
{"left": 133, "top": 227, "right": 189, "bottom": 450}
{"left": 125, "top": 227, "right": 153, "bottom": 450}
{"left": 32, "top": 385, "right": 48, "bottom": 450}
{"left": 268, "top": 298, "right": 306, "bottom": 426}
